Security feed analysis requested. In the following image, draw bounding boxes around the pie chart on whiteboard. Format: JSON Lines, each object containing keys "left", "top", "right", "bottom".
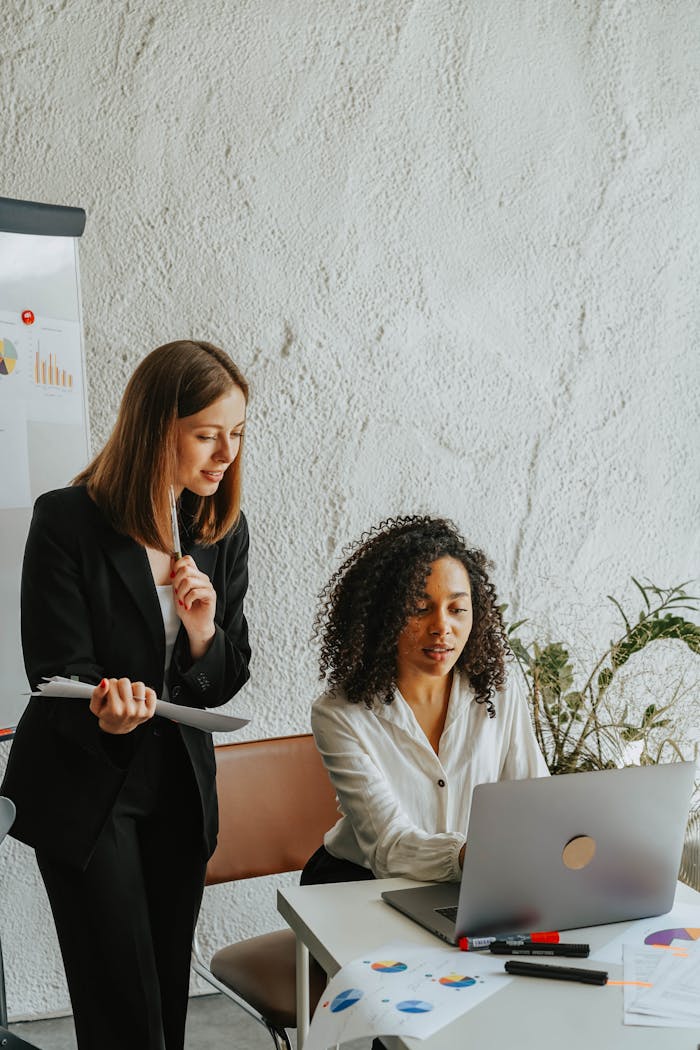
{"left": 0, "top": 338, "right": 18, "bottom": 376}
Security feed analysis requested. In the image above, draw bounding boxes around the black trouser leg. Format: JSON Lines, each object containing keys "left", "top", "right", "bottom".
{"left": 36, "top": 730, "right": 206, "bottom": 1050}
{"left": 138, "top": 764, "right": 206, "bottom": 1049}
{"left": 38, "top": 815, "right": 167, "bottom": 1049}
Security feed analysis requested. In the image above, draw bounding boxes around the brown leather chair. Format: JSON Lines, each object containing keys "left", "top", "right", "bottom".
{"left": 191, "top": 735, "right": 339, "bottom": 1050}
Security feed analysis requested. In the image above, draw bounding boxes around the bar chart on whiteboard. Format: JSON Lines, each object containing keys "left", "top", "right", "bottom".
{"left": 0, "top": 198, "right": 89, "bottom": 726}
{"left": 0, "top": 312, "right": 84, "bottom": 427}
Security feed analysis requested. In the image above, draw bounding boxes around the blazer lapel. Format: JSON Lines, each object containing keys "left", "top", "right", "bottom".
{"left": 186, "top": 540, "right": 219, "bottom": 590}
{"left": 99, "top": 527, "right": 164, "bottom": 658}
{"left": 90, "top": 496, "right": 219, "bottom": 664}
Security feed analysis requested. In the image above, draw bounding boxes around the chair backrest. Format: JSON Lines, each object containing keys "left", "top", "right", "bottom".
{"left": 0, "top": 797, "right": 15, "bottom": 846}
{"left": 206, "top": 734, "right": 339, "bottom": 886}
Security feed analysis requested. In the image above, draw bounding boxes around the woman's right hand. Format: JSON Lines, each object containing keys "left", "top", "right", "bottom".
{"left": 89, "top": 678, "right": 157, "bottom": 735}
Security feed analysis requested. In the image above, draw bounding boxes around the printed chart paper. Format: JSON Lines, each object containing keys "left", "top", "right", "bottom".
{"left": 592, "top": 905, "right": 700, "bottom": 966}
{"left": 622, "top": 943, "right": 700, "bottom": 1028}
{"left": 591, "top": 907, "right": 700, "bottom": 1030}
{"left": 304, "top": 941, "right": 512, "bottom": 1050}
{"left": 32, "top": 677, "right": 250, "bottom": 734}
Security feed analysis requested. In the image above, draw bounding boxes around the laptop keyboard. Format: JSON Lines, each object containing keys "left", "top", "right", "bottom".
{"left": 435, "top": 906, "right": 458, "bottom": 922}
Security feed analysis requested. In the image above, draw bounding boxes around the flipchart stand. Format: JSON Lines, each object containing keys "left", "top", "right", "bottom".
{"left": 0, "top": 793, "right": 41, "bottom": 1048}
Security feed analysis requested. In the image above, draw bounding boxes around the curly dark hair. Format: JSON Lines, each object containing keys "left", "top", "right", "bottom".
{"left": 314, "top": 516, "right": 510, "bottom": 718}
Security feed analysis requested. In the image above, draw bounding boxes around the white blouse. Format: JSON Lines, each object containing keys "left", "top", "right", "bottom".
{"left": 312, "top": 670, "right": 549, "bottom": 883}
{"left": 155, "top": 585, "right": 180, "bottom": 700}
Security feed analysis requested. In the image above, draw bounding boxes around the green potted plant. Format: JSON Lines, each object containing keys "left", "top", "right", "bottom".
{"left": 507, "top": 579, "right": 700, "bottom": 888}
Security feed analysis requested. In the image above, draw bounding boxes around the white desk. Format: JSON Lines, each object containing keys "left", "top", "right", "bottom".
{"left": 278, "top": 878, "right": 700, "bottom": 1050}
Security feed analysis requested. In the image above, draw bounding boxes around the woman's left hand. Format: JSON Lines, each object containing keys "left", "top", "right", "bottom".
{"left": 172, "top": 555, "right": 216, "bottom": 659}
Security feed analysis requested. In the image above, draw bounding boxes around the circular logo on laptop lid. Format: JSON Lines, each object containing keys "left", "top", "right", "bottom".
{"left": 562, "top": 834, "right": 597, "bottom": 870}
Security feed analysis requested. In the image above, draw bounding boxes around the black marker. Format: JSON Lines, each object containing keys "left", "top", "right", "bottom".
{"left": 490, "top": 941, "right": 590, "bottom": 958}
{"left": 505, "top": 960, "right": 608, "bottom": 985}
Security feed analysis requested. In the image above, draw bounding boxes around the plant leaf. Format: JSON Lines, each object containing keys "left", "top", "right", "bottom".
{"left": 607, "top": 595, "right": 631, "bottom": 632}
{"left": 630, "top": 576, "right": 651, "bottom": 611}
{"left": 507, "top": 619, "right": 528, "bottom": 635}
{"left": 597, "top": 668, "right": 613, "bottom": 697}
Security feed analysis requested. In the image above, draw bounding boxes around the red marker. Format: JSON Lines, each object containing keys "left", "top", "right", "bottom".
{"left": 21, "top": 309, "right": 35, "bottom": 325}
{"left": 459, "top": 931, "right": 559, "bottom": 951}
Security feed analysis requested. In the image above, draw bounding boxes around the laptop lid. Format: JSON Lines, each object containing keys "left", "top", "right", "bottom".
{"left": 382, "top": 761, "right": 696, "bottom": 944}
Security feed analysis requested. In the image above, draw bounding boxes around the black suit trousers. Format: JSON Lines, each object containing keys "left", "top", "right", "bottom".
{"left": 36, "top": 724, "right": 207, "bottom": 1050}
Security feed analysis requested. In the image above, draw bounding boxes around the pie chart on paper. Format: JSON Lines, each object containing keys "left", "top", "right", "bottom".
{"left": 330, "top": 988, "right": 363, "bottom": 1012}
{"left": 644, "top": 927, "right": 700, "bottom": 947}
{"left": 439, "top": 973, "right": 477, "bottom": 988}
{"left": 0, "top": 338, "right": 18, "bottom": 376}
{"left": 396, "top": 1000, "right": 434, "bottom": 1013}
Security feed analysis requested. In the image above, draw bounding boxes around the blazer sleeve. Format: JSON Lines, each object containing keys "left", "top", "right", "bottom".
{"left": 20, "top": 491, "right": 130, "bottom": 764}
{"left": 22, "top": 491, "right": 104, "bottom": 689}
{"left": 169, "top": 512, "right": 251, "bottom": 709}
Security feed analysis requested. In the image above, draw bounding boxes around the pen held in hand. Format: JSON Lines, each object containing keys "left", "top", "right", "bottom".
{"left": 168, "top": 485, "right": 182, "bottom": 560}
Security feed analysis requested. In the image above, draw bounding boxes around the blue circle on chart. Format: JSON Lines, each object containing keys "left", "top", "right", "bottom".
{"left": 396, "top": 1000, "right": 434, "bottom": 1014}
{"left": 330, "top": 988, "right": 364, "bottom": 1012}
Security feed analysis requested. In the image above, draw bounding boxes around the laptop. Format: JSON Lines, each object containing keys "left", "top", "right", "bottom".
{"left": 381, "top": 761, "right": 696, "bottom": 944}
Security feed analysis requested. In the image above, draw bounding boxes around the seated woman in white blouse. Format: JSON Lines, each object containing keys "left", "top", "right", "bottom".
{"left": 302, "top": 515, "right": 549, "bottom": 886}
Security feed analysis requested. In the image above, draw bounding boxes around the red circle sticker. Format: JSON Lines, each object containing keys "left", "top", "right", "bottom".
{"left": 21, "top": 309, "right": 35, "bottom": 325}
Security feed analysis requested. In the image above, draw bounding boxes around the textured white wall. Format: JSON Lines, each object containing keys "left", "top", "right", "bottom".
{"left": 1, "top": 0, "right": 699, "bottom": 1019}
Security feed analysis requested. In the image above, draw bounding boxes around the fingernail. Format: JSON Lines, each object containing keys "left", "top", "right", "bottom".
{"left": 179, "top": 600, "right": 184, "bottom": 606}
{"left": 169, "top": 571, "right": 175, "bottom": 579}
{"left": 100, "top": 678, "right": 107, "bottom": 689}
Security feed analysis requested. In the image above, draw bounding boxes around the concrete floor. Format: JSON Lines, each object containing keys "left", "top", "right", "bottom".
{"left": 8, "top": 993, "right": 372, "bottom": 1050}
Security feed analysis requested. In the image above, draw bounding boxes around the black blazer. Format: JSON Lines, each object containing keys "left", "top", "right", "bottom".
{"left": 1, "top": 486, "right": 250, "bottom": 869}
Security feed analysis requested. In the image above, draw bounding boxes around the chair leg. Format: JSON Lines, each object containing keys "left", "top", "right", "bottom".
{"left": 264, "top": 1021, "right": 292, "bottom": 1050}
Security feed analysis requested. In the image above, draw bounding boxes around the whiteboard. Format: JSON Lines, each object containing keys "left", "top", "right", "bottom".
{"left": 0, "top": 197, "right": 89, "bottom": 727}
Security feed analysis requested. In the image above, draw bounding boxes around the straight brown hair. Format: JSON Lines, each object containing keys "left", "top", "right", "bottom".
{"left": 74, "top": 340, "right": 249, "bottom": 549}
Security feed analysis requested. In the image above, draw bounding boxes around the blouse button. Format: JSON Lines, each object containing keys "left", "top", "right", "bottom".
{"left": 437, "top": 778, "right": 446, "bottom": 788}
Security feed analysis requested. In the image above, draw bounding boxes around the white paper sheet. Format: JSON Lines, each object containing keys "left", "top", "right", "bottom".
{"left": 621, "top": 947, "right": 688, "bottom": 1028}
{"left": 303, "top": 941, "right": 512, "bottom": 1050}
{"left": 591, "top": 904, "right": 700, "bottom": 965}
{"left": 31, "top": 676, "right": 249, "bottom": 734}
{"left": 622, "top": 943, "right": 700, "bottom": 1028}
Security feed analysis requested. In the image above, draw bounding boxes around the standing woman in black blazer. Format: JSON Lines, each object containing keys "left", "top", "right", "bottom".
{"left": 2, "top": 340, "right": 251, "bottom": 1050}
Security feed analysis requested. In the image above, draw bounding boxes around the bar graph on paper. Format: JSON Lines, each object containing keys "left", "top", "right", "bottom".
{"left": 34, "top": 347, "right": 73, "bottom": 389}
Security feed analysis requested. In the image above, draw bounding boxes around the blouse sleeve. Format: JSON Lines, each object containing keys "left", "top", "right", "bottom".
{"left": 499, "top": 672, "right": 550, "bottom": 780}
{"left": 312, "top": 697, "right": 465, "bottom": 882}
